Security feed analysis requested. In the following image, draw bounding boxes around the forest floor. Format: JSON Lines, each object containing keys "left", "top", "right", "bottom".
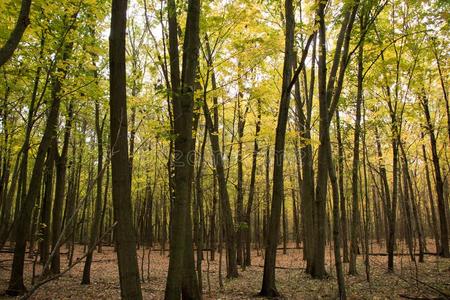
{"left": 1, "top": 241, "right": 450, "bottom": 299}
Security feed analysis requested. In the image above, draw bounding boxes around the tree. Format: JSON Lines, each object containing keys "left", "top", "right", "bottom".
{"left": 0, "top": 0, "right": 32, "bottom": 67}
{"left": 259, "top": 0, "right": 294, "bottom": 295}
{"left": 260, "top": 0, "right": 313, "bottom": 294}
{"left": 312, "top": 0, "right": 358, "bottom": 278}
{"left": 349, "top": 9, "right": 365, "bottom": 276}
{"left": 164, "top": 0, "right": 202, "bottom": 297}
{"left": 50, "top": 102, "right": 73, "bottom": 274}
{"left": 421, "top": 92, "right": 449, "bottom": 258}
{"left": 109, "top": 0, "right": 142, "bottom": 298}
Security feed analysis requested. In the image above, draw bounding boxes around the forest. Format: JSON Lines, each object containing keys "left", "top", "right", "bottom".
{"left": 0, "top": 0, "right": 449, "bottom": 299}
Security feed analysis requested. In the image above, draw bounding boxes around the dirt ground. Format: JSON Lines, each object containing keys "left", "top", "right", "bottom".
{"left": 1, "top": 241, "right": 449, "bottom": 299}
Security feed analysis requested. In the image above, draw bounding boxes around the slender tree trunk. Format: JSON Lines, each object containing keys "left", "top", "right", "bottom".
{"left": 311, "top": 0, "right": 329, "bottom": 278}
{"left": 260, "top": 0, "right": 294, "bottom": 294}
{"left": 374, "top": 128, "right": 392, "bottom": 256}
{"left": 290, "top": 176, "right": 301, "bottom": 249}
{"left": 421, "top": 93, "right": 449, "bottom": 257}
{"left": 0, "top": 0, "right": 32, "bottom": 67}
{"left": 421, "top": 135, "right": 440, "bottom": 253}
{"left": 210, "top": 171, "right": 217, "bottom": 261}
{"left": 431, "top": 42, "right": 450, "bottom": 142}
{"left": 327, "top": 142, "right": 347, "bottom": 299}
{"left": 82, "top": 98, "right": 104, "bottom": 283}
{"left": 264, "top": 147, "right": 270, "bottom": 246}
{"left": 109, "top": 0, "right": 142, "bottom": 298}
{"left": 244, "top": 99, "right": 261, "bottom": 266}
{"left": 361, "top": 104, "right": 371, "bottom": 283}
{"left": 349, "top": 24, "right": 364, "bottom": 275}
{"left": 335, "top": 110, "right": 349, "bottom": 263}
{"left": 181, "top": 107, "right": 201, "bottom": 299}
{"left": 0, "top": 146, "right": 20, "bottom": 250}
{"left": 282, "top": 192, "right": 287, "bottom": 255}
{"left": 65, "top": 131, "right": 80, "bottom": 267}
{"left": 98, "top": 165, "right": 110, "bottom": 253}
{"left": 299, "top": 37, "right": 316, "bottom": 270}
{"left": 203, "top": 98, "right": 238, "bottom": 279}
{"left": 236, "top": 80, "right": 247, "bottom": 266}
{"left": 50, "top": 102, "right": 73, "bottom": 274}
{"left": 164, "top": 0, "right": 202, "bottom": 296}
{"left": 400, "top": 144, "right": 425, "bottom": 262}
{"left": 387, "top": 135, "right": 399, "bottom": 271}
{"left": 312, "top": 0, "right": 358, "bottom": 278}
{"left": 400, "top": 160, "right": 414, "bottom": 261}
{"left": 194, "top": 125, "right": 207, "bottom": 294}
{"left": 39, "top": 145, "right": 55, "bottom": 265}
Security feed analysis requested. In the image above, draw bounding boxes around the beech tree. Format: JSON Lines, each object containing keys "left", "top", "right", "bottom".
{"left": 109, "top": 0, "right": 142, "bottom": 298}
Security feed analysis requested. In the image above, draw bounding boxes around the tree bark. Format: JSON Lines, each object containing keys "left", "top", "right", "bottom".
{"left": 236, "top": 83, "right": 248, "bottom": 266}
{"left": 50, "top": 102, "right": 72, "bottom": 274}
{"left": 39, "top": 142, "right": 56, "bottom": 266}
{"left": 164, "top": 0, "right": 202, "bottom": 297}
{"left": 82, "top": 97, "right": 103, "bottom": 283}
{"left": 203, "top": 98, "right": 238, "bottom": 279}
{"left": 244, "top": 99, "right": 261, "bottom": 266}
{"left": 109, "top": 0, "right": 143, "bottom": 298}
{"left": 421, "top": 93, "right": 449, "bottom": 257}
{"left": 0, "top": 0, "right": 32, "bottom": 67}
{"left": 312, "top": 0, "right": 358, "bottom": 278}
{"left": 335, "top": 110, "right": 349, "bottom": 263}
{"left": 349, "top": 23, "right": 364, "bottom": 275}
{"left": 298, "top": 37, "right": 316, "bottom": 271}
{"left": 421, "top": 134, "right": 440, "bottom": 253}
{"left": 327, "top": 141, "right": 347, "bottom": 299}
{"left": 311, "top": 0, "right": 329, "bottom": 278}
{"left": 260, "top": 0, "right": 294, "bottom": 295}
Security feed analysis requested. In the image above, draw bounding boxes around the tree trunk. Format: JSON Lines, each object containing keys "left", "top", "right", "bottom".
{"left": 82, "top": 97, "right": 104, "bottom": 283}
{"left": 181, "top": 107, "right": 201, "bottom": 299}
{"left": 431, "top": 42, "right": 450, "bottom": 142}
{"left": 259, "top": 0, "right": 294, "bottom": 295}
{"left": 210, "top": 171, "right": 217, "bottom": 261}
{"left": 400, "top": 144, "right": 425, "bottom": 262}
{"left": 50, "top": 102, "right": 73, "bottom": 274}
{"left": 244, "top": 99, "right": 261, "bottom": 266}
{"left": 387, "top": 135, "right": 399, "bottom": 271}
{"left": 0, "top": 0, "right": 32, "bottom": 67}
{"left": 421, "top": 93, "right": 449, "bottom": 257}
{"left": 194, "top": 126, "right": 207, "bottom": 293}
{"left": 264, "top": 147, "right": 270, "bottom": 246}
{"left": 164, "top": 0, "right": 202, "bottom": 297}
{"left": 236, "top": 77, "right": 247, "bottom": 266}
{"left": 203, "top": 98, "right": 238, "bottom": 279}
{"left": 349, "top": 25, "right": 364, "bottom": 275}
{"left": 290, "top": 175, "right": 301, "bottom": 249}
{"left": 327, "top": 141, "right": 347, "bottom": 299}
{"left": 299, "top": 37, "right": 316, "bottom": 270}
{"left": 335, "top": 110, "right": 349, "bottom": 263}
{"left": 109, "top": 0, "right": 142, "bottom": 298}
{"left": 421, "top": 135, "right": 440, "bottom": 253}
{"left": 311, "top": 0, "right": 329, "bottom": 278}
{"left": 39, "top": 141, "right": 56, "bottom": 266}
